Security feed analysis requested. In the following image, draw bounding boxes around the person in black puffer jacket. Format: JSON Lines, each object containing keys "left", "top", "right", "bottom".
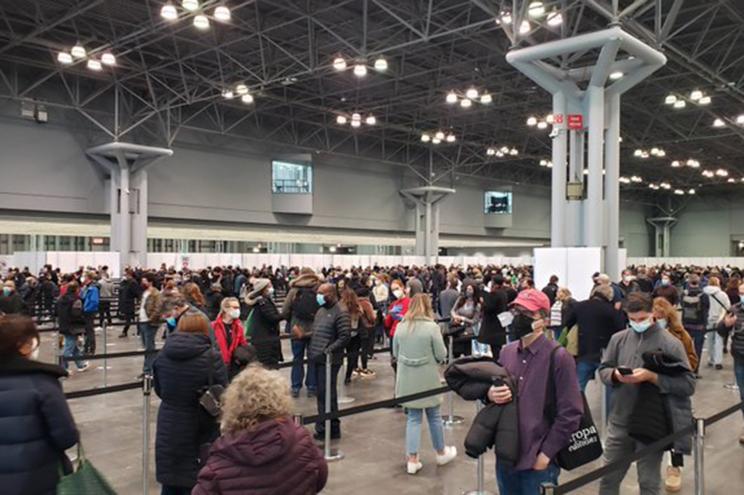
{"left": 0, "top": 315, "right": 79, "bottom": 495}
{"left": 245, "top": 279, "right": 284, "bottom": 366}
{"left": 153, "top": 312, "right": 228, "bottom": 495}
{"left": 444, "top": 356, "right": 519, "bottom": 464}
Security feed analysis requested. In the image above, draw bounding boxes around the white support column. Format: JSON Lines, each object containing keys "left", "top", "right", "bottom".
{"left": 604, "top": 93, "right": 621, "bottom": 280}
{"left": 115, "top": 153, "right": 132, "bottom": 266}
{"left": 424, "top": 195, "right": 432, "bottom": 263}
{"left": 414, "top": 203, "right": 424, "bottom": 256}
{"left": 551, "top": 92, "right": 568, "bottom": 247}
{"left": 585, "top": 85, "right": 605, "bottom": 248}
{"left": 130, "top": 169, "right": 148, "bottom": 268}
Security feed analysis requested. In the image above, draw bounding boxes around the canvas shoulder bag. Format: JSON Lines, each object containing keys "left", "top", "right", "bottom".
{"left": 544, "top": 346, "right": 603, "bottom": 470}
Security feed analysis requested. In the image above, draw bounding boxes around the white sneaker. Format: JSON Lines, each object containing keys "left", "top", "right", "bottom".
{"left": 407, "top": 461, "right": 423, "bottom": 475}
{"left": 436, "top": 446, "right": 457, "bottom": 466}
{"left": 77, "top": 362, "right": 90, "bottom": 373}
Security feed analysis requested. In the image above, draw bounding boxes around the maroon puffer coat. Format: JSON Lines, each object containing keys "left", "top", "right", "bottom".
{"left": 192, "top": 417, "right": 328, "bottom": 495}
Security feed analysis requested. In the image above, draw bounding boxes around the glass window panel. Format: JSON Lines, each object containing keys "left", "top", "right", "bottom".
{"left": 272, "top": 160, "right": 312, "bottom": 193}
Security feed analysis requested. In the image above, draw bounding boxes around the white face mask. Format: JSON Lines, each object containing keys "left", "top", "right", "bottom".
{"left": 393, "top": 289, "right": 404, "bottom": 299}
{"left": 30, "top": 338, "right": 40, "bottom": 361}
{"left": 228, "top": 309, "right": 240, "bottom": 320}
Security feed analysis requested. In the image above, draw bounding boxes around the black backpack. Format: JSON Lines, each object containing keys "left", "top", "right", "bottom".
{"left": 681, "top": 290, "right": 704, "bottom": 325}
{"left": 292, "top": 288, "right": 319, "bottom": 321}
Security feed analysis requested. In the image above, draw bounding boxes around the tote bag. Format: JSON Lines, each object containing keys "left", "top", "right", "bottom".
{"left": 57, "top": 444, "right": 116, "bottom": 495}
{"left": 544, "top": 346, "right": 603, "bottom": 470}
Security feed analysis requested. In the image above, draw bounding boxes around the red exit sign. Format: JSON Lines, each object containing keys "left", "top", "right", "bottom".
{"left": 567, "top": 114, "right": 584, "bottom": 130}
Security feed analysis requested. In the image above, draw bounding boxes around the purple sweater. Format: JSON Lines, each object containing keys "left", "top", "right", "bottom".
{"left": 498, "top": 334, "right": 583, "bottom": 470}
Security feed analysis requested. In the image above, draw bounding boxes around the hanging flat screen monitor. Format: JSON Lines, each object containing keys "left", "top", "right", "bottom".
{"left": 484, "top": 191, "right": 512, "bottom": 214}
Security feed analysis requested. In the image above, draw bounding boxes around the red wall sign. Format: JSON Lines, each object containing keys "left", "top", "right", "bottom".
{"left": 567, "top": 114, "right": 584, "bottom": 130}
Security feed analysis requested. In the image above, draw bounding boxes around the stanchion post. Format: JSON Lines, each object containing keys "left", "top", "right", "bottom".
{"left": 693, "top": 417, "right": 705, "bottom": 495}
{"left": 142, "top": 374, "right": 153, "bottom": 495}
{"left": 443, "top": 334, "right": 464, "bottom": 427}
{"left": 338, "top": 356, "right": 355, "bottom": 404}
{"left": 463, "top": 401, "right": 495, "bottom": 495}
{"left": 323, "top": 351, "right": 344, "bottom": 461}
{"left": 102, "top": 319, "right": 108, "bottom": 387}
{"left": 540, "top": 483, "right": 556, "bottom": 495}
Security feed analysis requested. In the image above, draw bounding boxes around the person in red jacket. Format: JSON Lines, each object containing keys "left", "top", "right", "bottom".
{"left": 193, "top": 366, "right": 328, "bottom": 495}
{"left": 211, "top": 297, "right": 247, "bottom": 379}
{"left": 384, "top": 278, "right": 423, "bottom": 372}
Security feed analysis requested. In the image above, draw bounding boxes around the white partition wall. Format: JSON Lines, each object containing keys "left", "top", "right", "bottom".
{"left": 628, "top": 257, "right": 744, "bottom": 268}
{"left": 535, "top": 247, "right": 601, "bottom": 301}
{"left": 13, "top": 252, "right": 121, "bottom": 277}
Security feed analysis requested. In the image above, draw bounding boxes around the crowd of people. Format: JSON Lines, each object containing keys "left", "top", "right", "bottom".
{"left": 0, "top": 261, "right": 743, "bottom": 494}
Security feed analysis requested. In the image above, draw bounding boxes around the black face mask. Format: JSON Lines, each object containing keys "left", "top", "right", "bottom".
{"left": 510, "top": 314, "right": 535, "bottom": 340}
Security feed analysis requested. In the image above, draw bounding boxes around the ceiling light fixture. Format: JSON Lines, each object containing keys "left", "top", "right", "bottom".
{"left": 446, "top": 91, "right": 458, "bottom": 104}
{"left": 671, "top": 161, "right": 681, "bottom": 168}
{"left": 480, "top": 93, "right": 492, "bottom": 104}
{"left": 686, "top": 159, "right": 700, "bottom": 168}
{"left": 241, "top": 93, "right": 253, "bottom": 104}
{"left": 500, "top": 11, "right": 512, "bottom": 25}
{"left": 214, "top": 5, "right": 231, "bottom": 22}
{"left": 432, "top": 137, "right": 441, "bottom": 144}
{"left": 528, "top": 2, "right": 545, "bottom": 17}
{"left": 509, "top": 148, "right": 519, "bottom": 156}
{"left": 487, "top": 148, "right": 496, "bottom": 156}
{"left": 350, "top": 119, "right": 361, "bottom": 128}
{"left": 519, "top": 20, "right": 531, "bottom": 35}
{"left": 71, "top": 43, "right": 86, "bottom": 59}
{"left": 353, "top": 63, "right": 367, "bottom": 77}
{"left": 688, "top": 189, "right": 696, "bottom": 195}
{"left": 336, "top": 115, "right": 347, "bottom": 125}
{"left": 728, "top": 178, "right": 736, "bottom": 183}
{"left": 660, "top": 182, "right": 671, "bottom": 190}
{"left": 500, "top": 146, "right": 510, "bottom": 154}
{"left": 664, "top": 94, "right": 676, "bottom": 105}
{"left": 716, "top": 168, "right": 729, "bottom": 177}
{"left": 537, "top": 121, "right": 548, "bottom": 129}
{"left": 193, "top": 14, "right": 209, "bottom": 29}
{"left": 235, "top": 84, "right": 248, "bottom": 95}
{"left": 546, "top": 11, "right": 563, "bottom": 26}
{"left": 545, "top": 114, "right": 555, "bottom": 124}
{"left": 373, "top": 57, "right": 388, "bottom": 72}
{"left": 333, "top": 57, "right": 347, "bottom": 71}
{"left": 465, "top": 87, "right": 479, "bottom": 99}
{"left": 698, "top": 95, "right": 711, "bottom": 105}
{"left": 690, "top": 90, "right": 703, "bottom": 101}
{"left": 421, "top": 133, "right": 431, "bottom": 143}
{"left": 702, "top": 170, "right": 714, "bottom": 178}
{"left": 609, "top": 71, "right": 623, "bottom": 80}
{"left": 161, "top": 2, "right": 178, "bottom": 20}
{"left": 631, "top": 175, "right": 643, "bottom": 183}
{"left": 57, "top": 52, "right": 73, "bottom": 64}
{"left": 713, "top": 118, "right": 725, "bottom": 128}
{"left": 351, "top": 112, "right": 361, "bottom": 121}
{"left": 737, "top": 115, "right": 744, "bottom": 124}
{"left": 674, "top": 189, "right": 685, "bottom": 195}
{"left": 446, "top": 134, "right": 456, "bottom": 143}
{"left": 182, "top": 0, "right": 199, "bottom": 12}
{"left": 673, "top": 100, "right": 686, "bottom": 109}
{"left": 221, "top": 89, "right": 234, "bottom": 99}
{"left": 460, "top": 98, "right": 472, "bottom": 108}
{"left": 526, "top": 116, "right": 537, "bottom": 126}
{"left": 101, "top": 52, "right": 116, "bottom": 66}
{"left": 86, "top": 58, "right": 102, "bottom": 71}
{"left": 365, "top": 115, "right": 376, "bottom": 125}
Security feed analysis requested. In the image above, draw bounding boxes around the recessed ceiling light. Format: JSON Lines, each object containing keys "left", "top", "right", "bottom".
{"left": 333, "top": 57, "right": 347, "bottom": 71}
{"left": 446, "top": 91, "right": 458, "bottom": 104}
{"left": 460, "top": 98, "right": 472, "bottom": 108}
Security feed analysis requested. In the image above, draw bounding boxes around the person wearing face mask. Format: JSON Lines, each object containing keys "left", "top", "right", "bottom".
{"left": 450, "top": 281, "right": 482, "bottom": 357}
{"left": 139, "top": 273, "right": 163, "bottom": 378}
{"left": 0, "top": 280, "right": 26, "bottom": 315}
{"left": 618, "top": 270, "right": 640, "bottom": 299}
{"left": 487, "top": 288, "right": 582, "bottom": 494}
{"left": 244, "top": 278, "right": 284, "bottom": 367}
{"left": 652, "top": 272, "right": 679, "bottom": 306}
{"left": 703, "top": 276, "right": 730, "bottom": 370}
{"left": 716, "top": 283, "right": 744, "bottom": 445}
{"left": 652, "top": 297, "right": 698, "bottom": 492}
{"left": 308, "top": 283, "right": 351, "bottom": 440}
{"left": 211, "top": 297, "right": 248, "bottom": 379}
{"left": 0, "top": 315, "right": 80, "bottom": 495}
{"left": 597, "top": 293, "right": 695, "bottom": 495}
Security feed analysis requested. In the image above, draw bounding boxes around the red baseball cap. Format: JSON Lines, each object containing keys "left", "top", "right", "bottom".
{"left": 510, "top": 288, "right": 551, "bottom": 313}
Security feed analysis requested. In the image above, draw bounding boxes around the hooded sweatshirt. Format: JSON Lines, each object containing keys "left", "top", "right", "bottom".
{"left": 192, "top": 418, "right": 328, "bottom": 495}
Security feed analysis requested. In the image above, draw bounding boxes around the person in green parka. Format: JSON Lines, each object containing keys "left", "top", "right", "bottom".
{"left": 393, "top": 293, "right": 458, "bottom": 475}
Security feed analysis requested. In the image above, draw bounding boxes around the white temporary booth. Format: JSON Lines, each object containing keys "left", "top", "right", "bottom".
{"left": 11, "top": 252, "right": 121, "bottom": 277}
{"left": 534, "top": 247, "right": 602, "bottom": 301}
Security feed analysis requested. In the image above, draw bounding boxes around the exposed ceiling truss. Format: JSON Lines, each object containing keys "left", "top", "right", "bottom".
{"left": 0, "top": 0, "right": 743, "bottom": 203}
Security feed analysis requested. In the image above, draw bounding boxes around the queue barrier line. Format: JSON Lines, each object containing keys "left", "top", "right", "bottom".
{"left": 302, "top": 385, "right": 451, "bottom": 425}
{"left": 65, "top": 380, "right": 143, "bottom": 399}
{"left": 545, "top": 399, "right": 744, "bottom": 495}
{"left": 60, "top": 348, "right": 161, "bottom": 362}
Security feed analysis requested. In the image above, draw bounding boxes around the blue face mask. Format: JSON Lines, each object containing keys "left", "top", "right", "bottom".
{"left": 629, "top": 318, "right": 653, "bottom": 334}
{"left": 2, "top": 287, "right": 10, "bottom": 296}
{"left": 166, "top": 317, "right": 177, "bottom": 330}
{"left": 656, "top": 318, "right": 667, "bottom": 330}
{"left": 316, "top": 294, "right": 326, "bottom": 306}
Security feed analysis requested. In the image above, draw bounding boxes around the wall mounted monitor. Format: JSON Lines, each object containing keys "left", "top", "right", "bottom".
{"left": 484, "top": 191, "right": 512, "bottom": 214}
{"left": 272, "top": 160, "right": 313, "bottom": 194}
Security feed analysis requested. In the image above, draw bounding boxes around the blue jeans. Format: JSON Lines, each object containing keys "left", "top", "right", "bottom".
{"left": 405, "top": 406, "right": 445, "bottom": 455}
{"left": 139, "top": 323, "right": 157, "bottom": 374}
{"left": 497, "top": 462, "right": 560, "bottom": 495}
{"left": 291, "top": 338, "right": 316, "bottom": 392}
{"left": 576, "top": 360, "right": 600, "bottom": 392}
{"left": 735, "top": 359, "right": 744, "bottom": 419}
{"left": 62, "top": 334, "right": 84, "bottom": 370}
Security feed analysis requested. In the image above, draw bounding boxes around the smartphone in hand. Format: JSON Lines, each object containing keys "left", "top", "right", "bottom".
{"left": 617, "top": 367, "right": 633, "bottom": 376}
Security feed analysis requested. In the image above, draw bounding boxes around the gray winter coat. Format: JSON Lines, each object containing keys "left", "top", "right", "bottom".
{"left": 599, "top": 325, "right": 695, "bottom": 454}
{"left": 717, "top": 301, "right": 744, "bottom": 363}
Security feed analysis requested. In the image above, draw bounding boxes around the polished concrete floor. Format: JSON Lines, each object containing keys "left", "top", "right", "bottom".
{"left": 41, "top": 321, "right": 744, "bottom": 495}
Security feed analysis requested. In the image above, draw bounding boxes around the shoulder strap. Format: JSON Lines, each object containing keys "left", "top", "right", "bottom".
{"left": 543, "top": 345, "right": 561, "bottom": 423}
{"left": 710, "top": 293, "right": 727, "bottom": 311}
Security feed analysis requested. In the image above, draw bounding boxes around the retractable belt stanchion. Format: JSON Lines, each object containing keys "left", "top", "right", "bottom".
{"left": 464, "top": 401, "right": 495, "bottom": 495}
{"left": 443, "top": 334, "right": 464, "bottom": 426}
{"left": 693, "top": 417, "right": 705, "bottom": 495}
{"left": 99, "top": 319, "right": 109, "bottom": 387}
{"left": 323, "top": 352, "right": 344, "bottom": 462}
{"left": 142, "top": 374, "right": 153, "bottom": 495}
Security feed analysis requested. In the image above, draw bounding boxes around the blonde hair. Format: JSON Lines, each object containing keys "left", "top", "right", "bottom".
{"left": 220, "top": 366, "right": 293, "bottom": 434}
{"left": 402, "top": 293, "right": 434, "bottom": 323}
{"left": 557, "top": 287, "right": 572, "bottom": 301}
